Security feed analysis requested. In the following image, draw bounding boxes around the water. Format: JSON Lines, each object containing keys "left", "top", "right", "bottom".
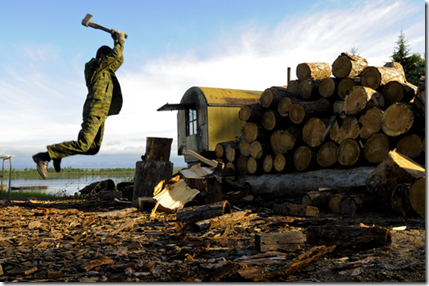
{"left": 7, "top": 175, "right": 133, "bottom": 196}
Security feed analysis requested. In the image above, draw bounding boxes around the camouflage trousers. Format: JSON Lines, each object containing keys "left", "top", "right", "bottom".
{"left": 47, "top": 115, "right": 106, "bottom": 159}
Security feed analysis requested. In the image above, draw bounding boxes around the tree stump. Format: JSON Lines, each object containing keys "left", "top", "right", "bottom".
{"left": 133, "top": 137, "right": 174, "bottom": 203}
{"left": 364, "top": 133, "right": 390, "bottom": 164}
{"left": 337, "top": 77, "right": 360, "bottom": 100}
{"left": 361, "top": 66, "right": 407, "bottom": 90}
{"left": 344, "top": 86, "right": 384, "bottom": 115}
{"left": 296, "top": 62, "right": 331, "bottom": 81}
{"left": 359, "top": 107, "right": 383, "bottom": 139}
{"left": 332, "top": 52, "right": 368, "bottom": 78}
{"left": 289, "top": 99, "right": 331, "bottom": 124}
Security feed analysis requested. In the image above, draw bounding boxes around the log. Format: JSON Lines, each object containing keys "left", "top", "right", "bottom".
{"left": 317, "top": 141, "right": 338, "bottom": 168}
{"left": 278, "top": 125, "right": 302, "bottom": 152}
{"left": 395, "top": 134, "right": 423, "bottom": 159}
{"left": 250, "top": 141, "right": 265, "bottom": 159}
{"left": 262, "top": 154, "right": 274, "bottom": 173}
{"left": 391, "top": 183, "right": 411, "bottom": 217}
{"left": 301, "top": 190, "right": 332, "bottom": 212}
{"left": 260, "top": 86, "right": 289, "bottom": 109}
{"left": 225, "top": 144, "right": 238, "bottom": 162}
{"left": 318, "top": 77, "right": 338, "bottom": 99}
{"left": 270, "top": 130, "right": 288, "bottom": 155}
{"left": 358, "top": 107, "right": 383, "bottom": 139}
{"left": 247, "top": 157, "right": 261, "bottom": 175}
{"left": 414, "top": 75, "right": 425, "bottom": 117}
{"left": 333, "top": 100, "right": 346, "bottom": 119}
{"left": 365, "top": 150, "right": 425, "bottom": 203}
{"left": 273, "top": 202, "right": 319, "bottom": 217}
{"left": 306, "top": 225, "right": 392, "bottom": 250}
{"left": 381, "top": 102, "right": 415, "bottom": 137}
{"left": 289, "top": 98, "right": 331, "bottom": 124}
{"left": 329, "top": 116, "right": 360, "bottom": 144}
{"left": 144, "top": 137, "right": 173, "bottom": 162}
{"left": 273, "top": 153, "right": 293, "bottom": 173}
{"left": 361, "top": 66, "right": 407, "bottom": 90}
{"left": 339, "top": 195, "right": 357, "bottom": 216}
{"left": 409, "top": 177, "right": 425, "bottom": 218}
{"left": 262, "top": 110, "right": 282, "bottom": 131}
{"left": 332, "top": 52, "right": 368, "bottom": 78}
{"left": 296, "top": 62, "right": 331, "bottom": 81}
{"left": 176, "top": 200, "right": 231, "bottom": 231}
{"left": 237, "top": 155, "right": 249, "bottom": 175}
{"left": 286, "top": 80, "right": 301, "bottom": 96}
{"left": 239, "top": 103, "right": 266, "bottom": 122}
{"left": 302, "top": 118, "right": 330, "bottom": 148}
{"left": 383, "top": 61, "right": 407, "bottom": 81}
{"left": 299, "top": 79, "right": 321, "bottom": 100}
{"left": 117, "top": 181, "right": 134, "bottom": 199}
{"left": 215, "top": 140, "right": 239, "bottom": 160}
{"left": 239, "top": 139, "right": 251, "bottom": 156}
{"left": 328, "top": 193, "right": 344, "bottom": 213}
{"left": 222, "top": 179, "right": 251, "bottom": 201}
{"left": 79, "top": 179, "right": 115, "bottom": 195}
{"left": 255, "top": 232, "right": 304, "bottom": 252}
{"left": 277, "top": 95, "right": 304, "bottom": 117}
{"left": 294, "top": 145, "right": 317, "bottom": 171}
{"left": 242, "top": 122, "right": 266, "bottom": 142}
{"left": 364, "top": 133, "right": 390, "bottom": 164}
{"left": 237, "top": 166, "right": 375, "bottom": 198}
{"left": 382, "top": 81, "right": 417, "bottom": 106}
{"left": 337, "top": 77, "right": 361, "bottom": 100}
{"left": 133, "top": 160, "right": 173, "bottom": 202}
{"left": 184, "top": 177, "right": 223, "bottom": 205}
{"left": 344, "top": 86, "right": 384, "bottom": 115}
{"left": 337, "top": 139, "right": 361, "bottom": 166}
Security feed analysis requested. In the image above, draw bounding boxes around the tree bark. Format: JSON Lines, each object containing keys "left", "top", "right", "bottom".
{"left": 358, "top": 107, "right": 383, "bottom": 139}
{"left": 363, "top": 133, "right": 391, "bottom": 164}
{"left": 299, "top": 79, "right": 321, "bottom": 100}
{"left": 239, "top": 103, "right": 266, "bottom": 122}
{"left": 317, "top": 141, "right": 338, "bottom": 168}
{"left": 329, "top": 116, "right": 360, "bottom": 144}
{"left": 344, "top": 86, "right": 384, "bottom": 115}
{"left": 302, "top": 118, "right": 330, "bottom": 148}
{"left": 365, "top": 150, "right": 425, "bottom": 203}
{"left": 294, "top": 145, "right": 317, "bottom": 171}
{"left": 237, "top": 166, "right": 375, "bottom": 198}
{"left": 306, "top": 225, "right": 392, "bottom": 250}
{"left": 318, "top": 77, "right": 339, "bottom": 99}
{"left": 409, "top": 177, "right": 425, "bottom": 218}
{"left": 296, "top": 62, "right": 331, "bottom": 81}
{"left": 381, "top": 102, "right": 415, "bottom": 137}
{"left": 338, "top": 77, "right": 360, "bottom": 100}
{"left": 289, "top": 98, "right": 331, "bottom": 124}
{"left": 332, "top": 52, "right": 368, "bottom": 78}
{"left": 287, "top": 80, "right": 301, "bottom": 96}
{"left": 395, "top": 134, "right": 423, "bottom": 159}
{"left": 361, "top": 66, "right": 407, "bottom": 90}
{"left": 337, "top": 139, "right": 361, "bottom": 166}
{"left": 382, "top": 81, "right": 417, "bottom": 106}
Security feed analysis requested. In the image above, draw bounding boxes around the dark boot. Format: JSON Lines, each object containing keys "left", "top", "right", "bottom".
{"left": 53, "top": 158, "right": 62, "bottom": 173}
{"left": 32, "top": 152, "right": 50, "bottom": 180}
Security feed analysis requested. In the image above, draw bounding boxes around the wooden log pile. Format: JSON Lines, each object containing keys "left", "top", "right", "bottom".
{"left": 214, "top": 52, "right": 425, "bottom": 216}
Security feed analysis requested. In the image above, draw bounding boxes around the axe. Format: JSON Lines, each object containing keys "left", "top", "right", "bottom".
{"left": 82, "top": 13, "right": 129, "bottom": 39}
{"left": 182, "top": 149, "right": 224, "bottom": 183}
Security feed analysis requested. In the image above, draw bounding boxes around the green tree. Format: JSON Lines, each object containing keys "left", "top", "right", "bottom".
{"left": 391, "top": 30, "right": 425, "bottom": 86}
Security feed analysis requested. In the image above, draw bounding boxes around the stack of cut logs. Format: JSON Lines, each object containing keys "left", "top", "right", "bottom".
{"left": 214, "top": 52, "right": 425, "bottom": 217}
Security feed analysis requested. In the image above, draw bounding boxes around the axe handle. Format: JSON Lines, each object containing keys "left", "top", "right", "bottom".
{"left": 182, "top": 149, "right": 223, "bottom": 169}
{"left": 88, "top": 22, "right": 129, "bottom": 39}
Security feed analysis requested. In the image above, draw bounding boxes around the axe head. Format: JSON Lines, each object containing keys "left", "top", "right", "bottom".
{"left": 82, "top": 13, "right": 93, "bottom": 27}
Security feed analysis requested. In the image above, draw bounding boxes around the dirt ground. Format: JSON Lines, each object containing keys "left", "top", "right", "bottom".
{"left": 0, "top": 197, "right": 425, "bottom": 282}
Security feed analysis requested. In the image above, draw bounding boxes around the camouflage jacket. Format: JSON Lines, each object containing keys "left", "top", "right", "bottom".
{"left": 82, "top": 39, "right": 124, "bottom": 118}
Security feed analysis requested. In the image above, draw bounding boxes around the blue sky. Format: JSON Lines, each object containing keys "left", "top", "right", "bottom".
{"left": 0, "top": 0, "right": 426, "bottom": 169}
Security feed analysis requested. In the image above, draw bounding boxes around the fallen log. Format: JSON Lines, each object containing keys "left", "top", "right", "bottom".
{"left": 237, "top": 166, "right": 375, "bottom": 198}
{"left": 255, "top": 231, "right": 304, "bottom": 252}
{"left": 306, "top": 224, "right": 392, "bottom": 250}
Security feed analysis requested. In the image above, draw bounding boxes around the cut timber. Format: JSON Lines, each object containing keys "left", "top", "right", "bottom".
{"left": 239, "top": 139, "right": 251, "bottom": 156}
{"left": 274, "top": 202, "right": 319, "bottom": 217}
{"left": 237, "top": 166, "right": 375, "bottom": 198}
{"left": 359, "top": 107, "right": 383, "bottom": 139}
{"left": 277, "top": 94, "right": 304, "bottom": 117}
{"left": 260, "top": 86, "right": 289, "bottom": 108}
{"left": 296, "top": 62, "right": 331, "bottom": 81}
{"left": 306, "top": 225, "right": 392, "bottom": 250}
{"left": 250, "top": 141, "right": 265, "bottom": 159}
{"left": 255, "top": 232, "right": 304, "bottom": 252}
{"left": 395, "top": 134, "right": 422, "bottom": 159}
{"left": 175, "top": 200, "right": 231, "bottom": 231}
{"left": 273, "top": 153, "right": 293, "bottom": 173}
{"left": 294, "top": 146, "right": 317, "bottom": 171}
{"left": 409, "top": 177, "right": 425, "bottom": 218}
{"left": 333, "top": 100, "right": 346, "bottom": 119}
{"left": 239, "top": 103, "right": 265, "bottom": 122}
{"left": 382, "top": 81, "right": 417, "bottom": 106}
{"left": 338, "top": 77, "right": 361, "bottom": 100}
{"left": 299, "top": 79, "right": 321, "bottom": 100}
{"left": 384, "top": 61, "right": 407, "bottom": 81}
{"left": 263, "top": 155, "right": 273, "bottom": 173}
{"left": 287, "top": 80, "right": 301, "bottom": 96}
{"left": 366, "top": 150, "right": 425, "bottom": 203}
{"left": 361, "top": 66, "right": 406, "bottom": 90}
{"left": 319, "top": 77, "right": 338, "bottom": 99}
{"left": 144, "top": 137, "right": 173, "bottom": 162}
{"left": 262, "top": 110, "right": 282, "bottom": 131}
{"left": 332, "top": 52, "right": 368, "bottom": 78}
{"left": 237, "top": 155, "right": 249, "bottom": 175}
{"left": 337, "top": 139, "right": 361, "bottom": 166}
{"left": 278, "top": 125, "right": 302, "bottom": 152}
{"left": 344, "top": 86, "right": 384, "bottom": 115}
{"left": 381, "top": 102, "right": 414, "bottom": 137}
{"left": 391, "top": 183, "right": 411, "bottom": 217}
{"left": 301, "top": 190, "right": 332, "bottom": 212}
{"left": 364, "top": 133, "right": 390, "bottom": 164}
{"left": 329, "top": 116, "right": 360, "bottom": 144}
{"left": 224, "top": 162, "right": 235, "bottom": 176}
{"left": 242, "top": 122, "right": 265, "bottom": 142}
{"left": 317, "top": 141, "right": 338, "bottom": 168}
{"left": 302, "top": 118, "right": 330, "bottom": 148}
{"left": 289, "top": 98, "right": 331, "bottom": 124}
{"left": 215, "top": 140, "right": 239, "bottom": 160}
{"left": 133, "top": 160, "right": 173, "bottom": 202}
{"left": 247, "top": 157, "right": 261, "bottom": 175}
{"left": 270, "top": 130, "right": 288, "bottom": 154}
{"left": 153, "top": 177, "right": 200, "bottom": 213}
